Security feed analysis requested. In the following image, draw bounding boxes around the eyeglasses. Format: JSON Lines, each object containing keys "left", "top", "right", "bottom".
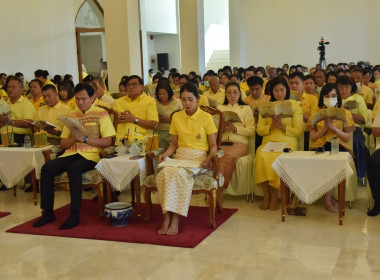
{"left": 338, "top": 85, "right": 350, "bottom": 91}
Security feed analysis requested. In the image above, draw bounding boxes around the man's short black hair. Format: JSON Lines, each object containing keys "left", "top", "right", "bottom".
{"left": 74, "top": 82, "right": 95, "bottom": 97}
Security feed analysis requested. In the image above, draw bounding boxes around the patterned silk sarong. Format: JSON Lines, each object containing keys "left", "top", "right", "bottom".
{"left": 156, "top": 147, "right": 206, "bottom": 216}
{"left": 220, "top": 143, "right": 248, "bottom": 188}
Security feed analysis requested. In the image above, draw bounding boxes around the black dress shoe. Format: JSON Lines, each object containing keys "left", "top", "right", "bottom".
{"left": 33, "top": 211, "right": 56, "bottom": 227}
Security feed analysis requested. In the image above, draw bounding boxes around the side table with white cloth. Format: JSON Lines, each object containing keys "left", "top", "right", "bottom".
{"left": 272, "top": 151, "right": 354, "bottom": 225}
{"left": 95, "top": 154, "right": 147, "bottom": 218}
{"left": 0, "top": 146, "right": 53, "bottom": 205}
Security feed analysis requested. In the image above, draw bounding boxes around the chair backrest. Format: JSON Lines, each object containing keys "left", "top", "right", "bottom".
{"left": 200, "top": 105, "right": 225, "bottom": 149}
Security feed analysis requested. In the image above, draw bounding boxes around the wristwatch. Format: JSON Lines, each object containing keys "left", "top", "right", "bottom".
{"left": 134, "top": 118, "right": 139, "bottom": 124}
{"left": 83, "top": 136, "right": 89, "bottom": 143}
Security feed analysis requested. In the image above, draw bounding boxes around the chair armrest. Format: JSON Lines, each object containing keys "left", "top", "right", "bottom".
{"left": 42, "top": 149, "right": 55, "bottom": 163}
{"left": 145, "top": 148, "right": 164, "bottom": 176}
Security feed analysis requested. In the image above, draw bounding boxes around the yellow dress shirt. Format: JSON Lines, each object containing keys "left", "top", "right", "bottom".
{"left": 300, "top": 92, "right": 318, "bottom": 131}
{"left": 0, "top": 88, "right": 7, "bottom": 98}
{"left": 29, "top": 96, "right": 45, "bottom": 111}
{"left": 42, "top": 79, "right": 57, "bottom": 90}
{"left": 308, "top": 108, "right": 355, "bottom": 151}
{"left": 342, "top": 94, "right": 369, "bottom": 128}
{"left": 60, "top": 105, "right": 116, "bottom": 163}
{"left": 35, "top": 102, "right": 72, "bottom": 139}
{"left": 113, "top": 93, "right": 159, "bottom": 141}
{"left": 240, "top": 81, "right": 249, "bottom": 93}
{"left": 203, "top": 87, "right": 226, "bottom": 106}
{"left": 217, "top": 103, "right": 255, "bottom": 145}
{"left": 199, "top": 85, "right": 209, "bottom": 92}
{"left": 242, "top": 93, "right": 271, "bottom": 110}
{"left": 170, "top": 108, "right": 217, "bottom": 151}
{"left": 0, "top": 96, "right": 36, "bottom": 135}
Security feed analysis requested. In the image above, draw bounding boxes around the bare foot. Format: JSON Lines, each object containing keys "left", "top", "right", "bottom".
{"left": 166, "top": 213, "right": 179, "bottom": 235}
{"left": 325, "top": 201, "right": 338, "bottom": 213}
{"left": 158, "top": 212, "right": 171, "bottom": 234}
{"left": 260, "top": 198, "right": 269, "bottom": 210}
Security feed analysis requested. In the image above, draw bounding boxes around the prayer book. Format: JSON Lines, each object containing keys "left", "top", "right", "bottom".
{"left": 310, "top": 107, "right": 347, "bottom": 127}
{"left": 342, "top": 100, "right": 358, "bottom": 110}
{"left": 0, "top": 102, "right": 9, "bottom": 115}
{"left": 222, "top": 111, "right": 242, "bottom": 123}
{"left": 257, "top": 101, "right": 293, "bottom": 118}
{"left": 58, "top": 115, "right": 86, "bottom": 133}
{"left": 29, "top": 120, "right": 58, "bottom": 130}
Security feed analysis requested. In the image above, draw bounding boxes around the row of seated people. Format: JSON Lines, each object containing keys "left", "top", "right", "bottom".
{"left": 0, "top": 66, "right": 379, "bottom": 235}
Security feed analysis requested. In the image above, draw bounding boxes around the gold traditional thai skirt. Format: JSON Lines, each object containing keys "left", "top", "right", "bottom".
{"left": 156, "top": 147, "right": 206, "bottom": 216}
{"left": 219, "top": 142, "right": 248, "bottom": 187}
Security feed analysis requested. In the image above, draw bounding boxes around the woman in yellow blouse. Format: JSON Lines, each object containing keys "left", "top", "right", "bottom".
{"left": 155, "top": 80, "right": 183, "bottom": 150}
{"left": 28, "top": 79, "right": 45, "bottom": 110}
{"left": 217, "top": 82, "right": 255, "bottom": 188}
{"left": 157, "top": 82, "right": 217, "bottom": 235}
{"left": 309, "top": 83, "right": 355, "bottom": 212}
{"left": 34, "top": 69, "right": 55, "bottom": 87}
{"left": 254, "top": 77, "right": 303, "bottom": 211}
{"left": 57, "top": 80, "right": 76, "bottom": 110}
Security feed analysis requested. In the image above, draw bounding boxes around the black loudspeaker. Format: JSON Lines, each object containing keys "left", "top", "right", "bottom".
{"left": 157, "top": 53, "right": 169, "bottom": 70}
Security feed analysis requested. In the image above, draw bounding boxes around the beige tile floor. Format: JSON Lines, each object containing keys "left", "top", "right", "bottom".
{"left": 0, "top": 186, "right": 380, "bottom": 280}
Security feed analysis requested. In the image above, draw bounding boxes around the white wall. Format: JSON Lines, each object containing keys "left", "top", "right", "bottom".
{"left": 144, "top": 0, "right": 177, "bottom": 34}
{"left": 1, "top": 0, "right": 83, "bottom": 84}
{"left": 149, "top": 34, "right": 181, "bottom": 71}
{"left": 230, "top": 0, "right": 380, "bottom": 68}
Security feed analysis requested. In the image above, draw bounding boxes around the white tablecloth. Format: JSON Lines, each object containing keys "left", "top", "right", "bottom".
{"left": 0, "top": 146, "right": 53, "bottom": 188}
{"left": 271, "top": 151, "right": 354, "bottom": 204}
{"left": 95, "top": 154, "right": 146, "bottom": 191}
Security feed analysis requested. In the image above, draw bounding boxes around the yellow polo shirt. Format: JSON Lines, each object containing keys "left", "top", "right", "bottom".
{"left": 113, "top": 93, "right": 159, "bottom": 141}
{"left": 203, "top": 87, "right": 226, "bottom": 106}
{"left": 342, "top": 94, "right": 369, "bottom": 128}
{"left": 217, "top": 103, "right": 255, "bottom": 145}
{"left": 199, "top": 85, "right": 209, "bottom": 92}
{"left": 60, "top": 98, "right": 76, "bottom": 110}
{"left": 35, "top": 102, "right": 72, "bottom": 139}
{"left": 240, "top": 81, "right": 249, "bottom": 93}
{"left": 242, "top": 93, "right": 271, "bottom": 110}
{"left": 29, "top": 96, "right": 45, "bottom": 111}
{"left": 300, "top": 92, "right": 318, "bottom": 126}
{"left": 357, "top": 84, "right": 374, "bottom": 105}
{"left": 60, "top": 105, "right": 116, "bottom": 163}
{"left": 43, "top": 79, "right": 57, "bottom": 90}
{"left": 170, "top": 108, "right": 217, "bottom": 151}
{"left": 0, "top": 89, "right": 7, "bottom": 98}
{"left": 0, "top": 96, "right": 36, "bottom": 135}
{"left": 198, "top": 94, "right": 209, "bottom": 107}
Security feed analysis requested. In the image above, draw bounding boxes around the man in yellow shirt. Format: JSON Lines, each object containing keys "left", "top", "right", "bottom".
{"left": 113, "top": 75, "right": 159, "bottom": 143}
{"left": 33, "top": 83, "right": 116, "bottom": 230}
{"left": 242, "top": 76, "right": 270, "bottom": 111}
{"left": 351, "top": 68, "right": 375, "bottom": 109}
{"left": 240, "top": 68, "right": 254, "bottom": 94}
{"left": 0, "top": 77, "right": 36, "bottom": 145}
{"left": 93, "top": 78, "right": 115, "bottom": 108}
{"left": 289, "top": 72, "right": 318, "bottom": 150}
{"left": 35, "top": 84, "right": 72, "bottom": 145}
{"left": 203, "top": 76, "right": 226, "bottom": 106}
{"left": 314, "top": 69, "right": 326, "bottom": 93}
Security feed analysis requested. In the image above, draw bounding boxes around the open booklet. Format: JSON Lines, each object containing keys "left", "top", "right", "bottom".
{"left": 223, "top": 111, "right": 242, "bottom": 123}
{"left": 158, "top": 158, "right": 202, "bottom": 168}
{"left": 257, "top": 100, "right": 293, "bottom": 118}
{"left": 58, "top": 115, "right": 86, "bottom": 133}
{"left": 310, "top": 107, "right": 347, "bottom": 127}
{"left": 342, "top": 100, "right": 358, "bottom": 110}
{"left": 28, "top": 120, "right": 58, "bottom": 130}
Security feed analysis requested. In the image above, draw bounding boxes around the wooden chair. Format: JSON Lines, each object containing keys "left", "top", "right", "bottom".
{"left": 143, "top": 106, "right": 225, "bottom": 228}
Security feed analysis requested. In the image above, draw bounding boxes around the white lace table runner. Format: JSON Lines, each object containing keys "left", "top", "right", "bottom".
{"left": 95, "top": 154, "right": 146, "bottom": 191}
{"left": 0, "top": 146, "right": 53, "bottom": 188}
{"left": 271, "top": 151, "right": 354, "bottom": 204}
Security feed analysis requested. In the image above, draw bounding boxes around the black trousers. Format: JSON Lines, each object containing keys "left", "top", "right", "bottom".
{"left": 368, "top": 149, "right": 380, "bottom": 200}
{"left": 40, "top": 154, "right": 96, "bottom": 212}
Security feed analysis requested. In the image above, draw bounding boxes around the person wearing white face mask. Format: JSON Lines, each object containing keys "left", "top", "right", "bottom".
{"left": 308, "top": 83, "right": 355, "bottom": 212}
